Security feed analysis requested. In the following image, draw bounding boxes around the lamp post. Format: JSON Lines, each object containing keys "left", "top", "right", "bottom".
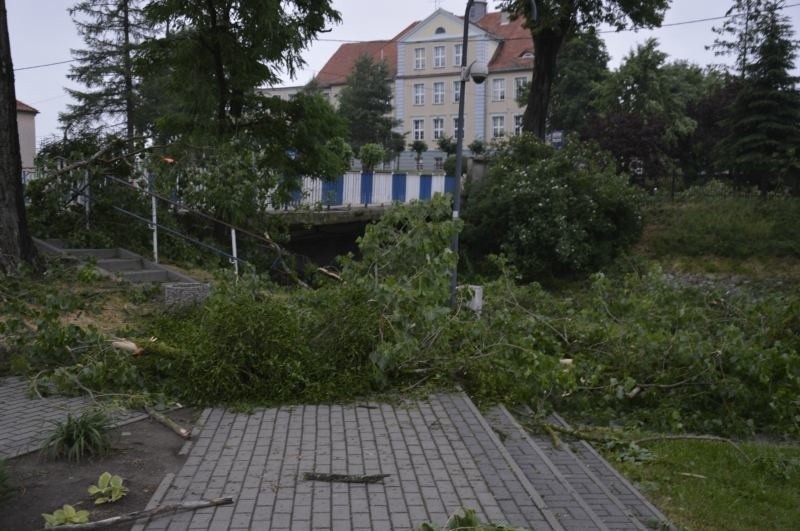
{"left": 449, "top": 0, "right": 537, "bottom": 307}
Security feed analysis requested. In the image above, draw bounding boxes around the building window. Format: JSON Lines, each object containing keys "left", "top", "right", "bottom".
{"left": 514, "top": 115, "right": 524, "bottom": 135}
{"left": 433, "top": 82, "right": 445, "bottom": 105}
{"left": 492, "top": 115, "right": 505, "bottom": 138}
{"left": 453, "top": 80, "right": 460, "bottom": 103}
{"left": 434, "top": 157, "right": 444, "bottom": 170}
{"left": 433, "top": 46, "right": 446, "bottom": 68}
{"left": 492, "top": 78, "right": 506, "bottom": 101}
{"left": 414, "top": 83, "right": 425, "bottom": 106}
{"left": 414, "top": 47, "right": 426, "bottom": 70}
{"left": 453, "top": 115, "right": 465, "bottom": 137}
{"left": 454, "top": 44, "right": 462, "bottom": 66}
{"left": 435, "top": 26, "right": 446, "bottom": 34}
{"left": 413, "top": 119, "right": 425, "bottom": 140}
{"left": 514, "top": 77, "right": 528, "bottom": 100}
{"left": 433, "top": 117, "right": 445, "bottom": 139}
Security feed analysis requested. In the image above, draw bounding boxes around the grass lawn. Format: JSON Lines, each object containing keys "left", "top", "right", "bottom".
{"left": 613, "top": 440, "right": 800, "bottom": 530}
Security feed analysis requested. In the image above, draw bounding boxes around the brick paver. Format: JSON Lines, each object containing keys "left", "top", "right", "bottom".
{"left": 135, "top": 394, "right": 562, "bottom": 531}
{"left": 0, "top": 377, "right": 146, "bottom": 458}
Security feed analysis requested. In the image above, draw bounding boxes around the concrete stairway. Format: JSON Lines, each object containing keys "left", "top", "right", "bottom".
{"left": 34, "top": 238, "right": 197, "bottom": 284}
{"left": 485, "top": 406, "right": 671, "bottom": 530}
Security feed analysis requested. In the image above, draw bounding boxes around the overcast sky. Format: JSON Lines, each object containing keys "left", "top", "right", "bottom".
{"left": 7, "top": 0, "right": 800, "bottom": 144}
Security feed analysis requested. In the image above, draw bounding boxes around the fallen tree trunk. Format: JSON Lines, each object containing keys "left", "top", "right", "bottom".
{"left": 304, "top": 472, "right": 390, "bottom": 484}
{"left": 39, "top": 497, "right": 233, "bottom": 530}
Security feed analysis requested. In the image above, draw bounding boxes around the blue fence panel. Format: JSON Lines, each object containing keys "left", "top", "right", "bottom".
{"left": 444, "top": 175, "right": 456, "bottom": 196}
{"left": 419, "top": 174, "right": 432, "bottom": 200}
{"left": 290, "top": 189, "right": 302, "bottom": 206}
{"left": 360, "top": 172, "right": 373, "bottom": 205}
{"left": 322, "top": 176, "right": 344, "bottom": 206}
{"left": 392, "top": 173, "right": 406, "bottom": 202}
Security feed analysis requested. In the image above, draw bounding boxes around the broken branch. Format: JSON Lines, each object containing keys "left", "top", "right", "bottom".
{"left": 303, "top": 472, "right": 390, "bottom": 484}
{"left": 39, "top": 497, "right": 233, "bottom": 530}
{"left": 144, "top": 405, "right": 191, "bottom": 439}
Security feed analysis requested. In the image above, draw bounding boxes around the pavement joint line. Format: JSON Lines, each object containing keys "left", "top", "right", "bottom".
{"left": 130, "top": 472, "right": 176, "bottom": 531}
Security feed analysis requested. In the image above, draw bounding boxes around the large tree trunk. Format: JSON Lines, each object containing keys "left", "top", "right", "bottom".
{"left": 522, "top": 28, "right": 566, "bottom": 140}
{"left": 0, "top": 0, "right": 37, "bottom": 274}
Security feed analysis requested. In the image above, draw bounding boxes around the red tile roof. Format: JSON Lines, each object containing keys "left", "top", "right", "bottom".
{"left": 315, "top": 11, "right": 533, "bottom": 86}
{"left": 476, "top": 12, "right": 534, "bottom": 72}
{"left": 315, "top": 22, "right": 419, "bottom": 87}
{"left": 16, "top": 100, "right": 38, "bottom": 113}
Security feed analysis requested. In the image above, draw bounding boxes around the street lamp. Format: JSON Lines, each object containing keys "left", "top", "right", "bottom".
{"left": 449, "top": 0, "right": 537, "bottom": 307}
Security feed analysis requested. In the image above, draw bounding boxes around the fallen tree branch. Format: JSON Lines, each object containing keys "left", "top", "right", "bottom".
{"left": 635, "top": 435, "right": 751, "bottom": 463}
{"left": 303, "top": 472, "right": 390, "bottom": 484}
{"left": 317, "top": 267, "right": 343, "bottom": 282}
{"left": 145, "top": 405, "right": 191, "bottom": 439}
{"left": 39, "top": 497, "right": 233, "bottom": 530}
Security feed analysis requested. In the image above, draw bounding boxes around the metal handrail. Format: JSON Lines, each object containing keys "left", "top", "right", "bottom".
{"left": 110, "top": 205, "right": 246, "bottom": 264}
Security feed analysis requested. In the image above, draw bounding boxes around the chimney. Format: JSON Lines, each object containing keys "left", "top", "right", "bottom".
{"left": 500, "top": 11, "right": 510, "bottom": 25}
{"left": 469, "top": 1, "right": 488, "bottom": 23}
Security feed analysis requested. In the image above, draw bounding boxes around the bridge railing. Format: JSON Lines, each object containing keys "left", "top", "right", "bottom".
{"left": 278, "top": 172, "right": 457, "bottom": 210}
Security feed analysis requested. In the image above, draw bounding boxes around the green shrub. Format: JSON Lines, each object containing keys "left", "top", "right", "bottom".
{"left": 88, "top": 472, "right": 129, "bottom": 504}
{"left": 42, "top": 504, "right": 90, "bottom": 528}
{"left": 358, "top": 143, "right": 385, "bottom": 173}
{"left": 463, "top": 134, "right": 643, "bottom": 281}
{"left": 43, "top": 410, "right": 110, "bottom": 462}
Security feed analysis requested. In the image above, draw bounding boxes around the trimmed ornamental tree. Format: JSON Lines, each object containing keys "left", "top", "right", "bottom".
{"left": 358, "top": 143, "right": 385, "bottom": 173}
{"left": 409, "top": 140, "right": 428, "bottom": 170}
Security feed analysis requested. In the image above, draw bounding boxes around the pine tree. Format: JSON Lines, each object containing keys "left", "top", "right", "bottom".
{"left": 719, "top": 1, "right": 800, "bottom": 193}
{"left": 60, "top": 0, "right": 151, "bottom": 143}
{"left": 336, "top": 54, "right": 395, "bottom": 151}
{"left": 710, "top": 0, "right": 765, "bottom": 77}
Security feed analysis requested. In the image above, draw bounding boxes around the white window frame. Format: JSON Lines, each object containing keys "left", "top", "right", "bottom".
{"left": 433, "top": 117, "right": 445, "bottom": 139}
{"left": 453, "top": 115, "right": 466, "bottom": 137}
{"left": 454, "top": 44, "right": 463, "bottom": 66}
{"left": 453, "top": 80, "right": 461, "bottom": 103}
{"left": 514, "top": 114, "right": 524, "bottom": 135}
{"left": 492, "top": 78, "right": 506, "bottom": 102}
{"left": 413, "top": 119, "right": 425, "bottom": 140}
{"left": 514, "top": 77, "right": 528, "bottom": 100}
{"left": 413, "top": 83, "right": 425, "bottom": 106}
{"left": 433, "top": 46, "right": 446, "bottom": 68}
{"left": 414, "top": 47, "right": 426, "bottom": 70}
{"left": 492, "top": 115, "right": 505, "bottom": 138}
{"left": 434, "top": 157, "right": 444, "bottom": 170}
{"left": 433, "top": 82, "right": 445, "bottom": 105}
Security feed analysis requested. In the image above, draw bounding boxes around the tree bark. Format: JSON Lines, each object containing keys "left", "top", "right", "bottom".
{"left": 0, "top": 0, "right": 37, "bottom": 274}
{"left": 522, "top": 27, "right": 566, "bottom": 140}
{"left": 122, "top": 0, "right": 135, "bottom": 147}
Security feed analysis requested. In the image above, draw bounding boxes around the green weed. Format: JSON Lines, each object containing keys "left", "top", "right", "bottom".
{"left": 43, "top": 410, "right": 110, "bottom": 462}
{"left": 42, "top": 504, "right": 90, "bottom": 528}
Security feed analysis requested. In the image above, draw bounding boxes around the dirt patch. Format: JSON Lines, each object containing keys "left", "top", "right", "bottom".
{"left": 0, "top": 408, "right": 199, "bottom": 531}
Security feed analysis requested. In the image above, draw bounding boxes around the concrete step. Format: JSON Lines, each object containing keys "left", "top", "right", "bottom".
{"left": 121, "top": 269, "right": 171, "bottom": 283}
{"left": 96, "top": 258, "right": 145, "bottom": 272}
{"left": 492, "top": 407, "right": 654, "bottom": 530}
{"left": 486, "top": 406, "right": 611, "bottom": 530}
{"left": 549, "top": 413, "right": 672, "bottom": 530}
{"left": 62, "top": 248, "right": 120, "bottom": 260}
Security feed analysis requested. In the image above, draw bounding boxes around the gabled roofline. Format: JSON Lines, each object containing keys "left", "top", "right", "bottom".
{"left": 399, "top": 8, "right": 490, "bottom": 43}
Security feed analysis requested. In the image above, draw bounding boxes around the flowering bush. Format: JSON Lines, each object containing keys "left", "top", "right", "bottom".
{"left": 463, "top": 134, "right": 643, "bottom": 280}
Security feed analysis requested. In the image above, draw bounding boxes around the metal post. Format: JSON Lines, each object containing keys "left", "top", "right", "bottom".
{"left": 231, "top": 228, "right": 239, "bottom": 277}
{"left": 149, "top": 173, "right": 158, "bottom": 263}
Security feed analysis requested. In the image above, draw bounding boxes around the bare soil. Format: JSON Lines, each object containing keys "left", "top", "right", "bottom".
{"left": 0, "top": 408, "right": 198, "bottom": 531}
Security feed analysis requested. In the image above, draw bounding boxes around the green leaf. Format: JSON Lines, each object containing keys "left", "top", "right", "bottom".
{"left": 98, "top": 471, "right": 111, "bottom": 489}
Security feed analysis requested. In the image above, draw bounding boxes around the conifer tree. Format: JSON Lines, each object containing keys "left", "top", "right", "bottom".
{"left": 710, "top": 0, "right": 764, "bottom": 77}
{"left": 719, "top": 1, "right": 800, "bottom": 193}
{"left": 336, "top": 54, "right": 395, "bottom": 151}
{"left": 60, "top": 0, "right": 151, "bottom": 143}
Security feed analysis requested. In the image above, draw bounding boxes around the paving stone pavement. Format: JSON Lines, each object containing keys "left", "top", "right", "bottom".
{"left": 134, "top": 394, "right": 564, "bottom": 531}
{"left": 0, "top": 377, "right": 146, "bottom": 458}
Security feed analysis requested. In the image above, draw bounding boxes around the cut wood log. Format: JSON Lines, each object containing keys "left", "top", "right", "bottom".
{"left": 37, "top": 497, "right": 233, "bottom": 530}
{"left": 144, "top": 405, "right": 191, "bottom": 439}
{"left": 111, "top": 340, "right": 144, "bottom": 356}
{"left": 303, "top": 472, "right": 390, "bottom": 484}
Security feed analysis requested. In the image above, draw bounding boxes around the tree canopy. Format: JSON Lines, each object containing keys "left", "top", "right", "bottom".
{"left": 499, "top": 0, "right": 670, "bottom": 139}
{"left": 336, "top": 54, "right": 395, "bottom": 151}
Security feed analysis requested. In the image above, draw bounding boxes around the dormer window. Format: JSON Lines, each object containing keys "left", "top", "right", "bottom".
{"left": 521, "top": 50, "right": 534, "bottom": 59}
{"left": 435, "top": 27, "right": 446, "bottom": 34}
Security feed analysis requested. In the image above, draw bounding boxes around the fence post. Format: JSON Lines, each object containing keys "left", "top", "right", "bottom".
{"left": 231, "top": 228, "right": 239, "bottom": 277}
{"left": 149, "top": 172, "right": 158, "bottom": 263}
